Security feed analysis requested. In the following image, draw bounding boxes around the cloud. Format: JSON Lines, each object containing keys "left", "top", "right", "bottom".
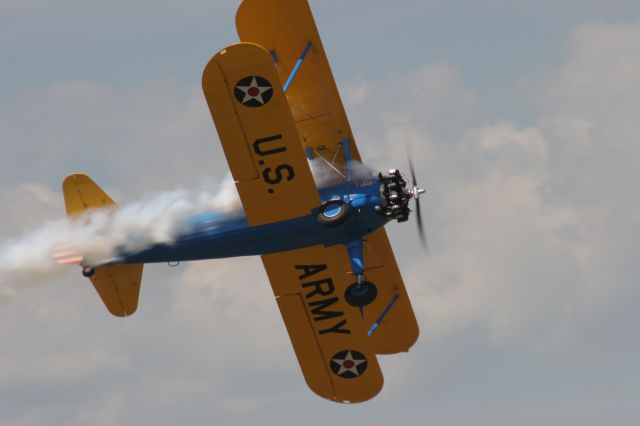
{"left": 341, "top": 21, "right": 640, "bottom": 359}
{"left": 413, "top": 136, "right": 601, "bottom": 348}
{"left": 550, "top": 21, "right": 640, "bottom": 105}
{"left": 0, "top": 183, "right": 64, "bottom": 235}
{"left": 0, "top": 81, "right": 226, "bottom": 193}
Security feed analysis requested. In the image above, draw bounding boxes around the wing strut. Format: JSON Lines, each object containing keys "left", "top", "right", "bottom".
{"left": 342, "top": 138, "right": 353, "bottom": 182}
{"left": 368, "top": 294, "right": 400, "bottom": 336}
{"left": 283, "top": 41, "right": 312, "bottom": 92}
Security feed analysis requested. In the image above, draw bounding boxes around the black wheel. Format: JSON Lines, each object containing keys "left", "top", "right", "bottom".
{"left": 344, "top": 281, "right": 377, "bottom": 307}
{"left": 82, "top": 266, "right": 96, "bottom": 277}
{"left": 316, "top": 200, "right": 351, "bottom": 227}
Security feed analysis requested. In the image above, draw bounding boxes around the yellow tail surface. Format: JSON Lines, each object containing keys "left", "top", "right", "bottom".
{"left": 62, "top": 174, "right": 144, "bottom": 317}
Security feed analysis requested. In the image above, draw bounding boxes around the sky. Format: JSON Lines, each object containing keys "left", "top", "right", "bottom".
{"left": 1, "top": 0, "right": 640, "bottom": 424}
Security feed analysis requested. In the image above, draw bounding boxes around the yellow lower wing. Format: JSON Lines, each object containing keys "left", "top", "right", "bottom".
{"left": 262, "top": 244, "right": 383, "bottom": 403}
{"left": 362, "top": 229, "right": 419, "bottom": 354}
{"left": 62, "top": 174, "right": 143, "bottom": 317}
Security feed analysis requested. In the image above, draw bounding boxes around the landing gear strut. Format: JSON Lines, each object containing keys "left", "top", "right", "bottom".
{"left": 344, "top": 240, "right": 377, "bottom": 307}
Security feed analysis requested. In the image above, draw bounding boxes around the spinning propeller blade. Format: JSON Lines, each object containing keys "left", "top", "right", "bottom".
{"left": 407, "top": 156, "right": 428, "bottom": 251}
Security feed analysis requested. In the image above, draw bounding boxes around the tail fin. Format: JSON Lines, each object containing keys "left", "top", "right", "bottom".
{"left": 62, "top": 174, "right": 144, "bottom": 317}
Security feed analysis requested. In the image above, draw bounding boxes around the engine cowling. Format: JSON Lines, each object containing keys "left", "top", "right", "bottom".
{"left": 375, "top": 169, "right": 411, "bottom": 222}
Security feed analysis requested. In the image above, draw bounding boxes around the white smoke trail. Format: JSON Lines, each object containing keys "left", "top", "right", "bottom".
{"left": 0, "top": 174, "right": 241, "bottom": 292}
{"left": 0, "top": 161, "right": 376, "bottom": 295}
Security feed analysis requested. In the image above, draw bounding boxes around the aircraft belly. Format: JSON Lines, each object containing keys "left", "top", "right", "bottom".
{"left": 119, "top": 214, "right": 343, "bottom": 264}
{"left": 116, "top": 184, "right": 387, "bottom": 266}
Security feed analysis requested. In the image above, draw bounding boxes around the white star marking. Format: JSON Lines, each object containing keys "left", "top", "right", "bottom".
{"left": 331, "top": 350, "right": 366, "bottom": 376}
{"left": 236, "top": 77, "right": 272, "bottom": 105}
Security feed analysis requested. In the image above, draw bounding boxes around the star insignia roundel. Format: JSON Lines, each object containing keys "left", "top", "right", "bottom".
{"left": 330, "top": 350, "right": 368, "bottom": 379}
{"left": 234, "top": 76, "right": 273, "bottom": 107}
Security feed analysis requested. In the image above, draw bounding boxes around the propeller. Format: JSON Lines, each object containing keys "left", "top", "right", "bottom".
{"left": 407, "top": 157, "right": 428, "bottom": 250}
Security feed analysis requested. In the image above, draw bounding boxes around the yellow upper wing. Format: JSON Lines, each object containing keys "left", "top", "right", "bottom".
{"left": 237, "top": 0, "right": 361, "bottom": 174}
{"left": 262, "top": 244, "right": 383, "bottom": 403}
{"left": 237, "top": 0, "right": 419, "bottom": 353}
{"left": 202, "top": 42, "right": 320, "bottom": 226}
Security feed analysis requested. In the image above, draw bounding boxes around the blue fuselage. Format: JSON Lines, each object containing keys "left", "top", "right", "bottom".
{"left": 120, "top": 179, "right": 388, "bottom": 264}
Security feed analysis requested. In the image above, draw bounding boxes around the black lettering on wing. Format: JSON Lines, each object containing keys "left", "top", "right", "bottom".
{"left": 295, "top": 264, "right": 327, "bottom": 280}
{"left": 253, "top": 134, "right": 285, "bottom": 156}
{"left": 309, "top": 297, "right": 343, "bottom": 321}
{"left": 262, "top": 164, "right": 294, "bottom": 185}
{"left": 319, "top": 319, "right": 351, "bottom": 335}
{"left": 302, "top": 277, "right": 335, "bottom": 299}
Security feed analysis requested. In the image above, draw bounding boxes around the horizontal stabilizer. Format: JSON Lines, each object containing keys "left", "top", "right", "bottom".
{"left": 61, "top": 173, "right": 144, "bottom": 317}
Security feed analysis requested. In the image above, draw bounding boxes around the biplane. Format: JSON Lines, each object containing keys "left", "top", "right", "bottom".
{"left": 57, "top": 0, "right": 424, "bottom": 403}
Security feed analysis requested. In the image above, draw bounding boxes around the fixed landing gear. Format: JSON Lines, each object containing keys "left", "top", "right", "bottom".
{"left": 345, "top": 279, "right": 377, "bottom": 307}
